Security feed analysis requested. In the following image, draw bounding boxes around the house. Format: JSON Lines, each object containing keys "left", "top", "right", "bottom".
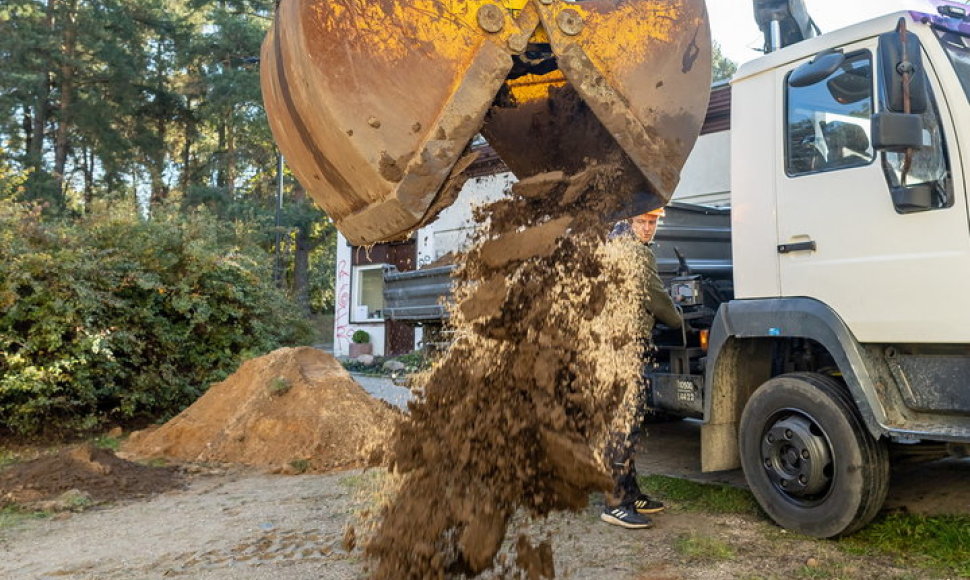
{"left": 332, "top": 83, "right": 732, "bottom": 358}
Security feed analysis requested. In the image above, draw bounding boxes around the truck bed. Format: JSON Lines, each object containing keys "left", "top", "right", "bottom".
{"left": 383, "top": 202, "right": 732, "bottom": 324}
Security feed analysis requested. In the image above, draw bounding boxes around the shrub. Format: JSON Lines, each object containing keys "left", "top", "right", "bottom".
{"left": 0, "top": 200, "right": 312, "bottom": 437}
{"left": 351, "top": 330, "right": 370, "bottom": 344}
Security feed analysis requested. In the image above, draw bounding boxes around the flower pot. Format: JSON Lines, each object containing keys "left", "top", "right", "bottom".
{"left": 349, "top": 342, "right": 373, "bottom": 358}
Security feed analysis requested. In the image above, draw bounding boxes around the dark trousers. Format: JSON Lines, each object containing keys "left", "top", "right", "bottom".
{"left": 605, "top": 379, "right": 649, "bottom": 508}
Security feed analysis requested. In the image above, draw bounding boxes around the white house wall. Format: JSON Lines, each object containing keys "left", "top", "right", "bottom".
{"left": 417, "top": 172, "right": 517, "bottom": 264}
{"left": 333, "top": 234, "right": 386, "bottom": 358}
{"left": 671, "top": 131, "right": 731, "bottom": 206}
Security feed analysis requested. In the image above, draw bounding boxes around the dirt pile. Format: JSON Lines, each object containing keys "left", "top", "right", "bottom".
{"left": 366, "top": 85, "right": 651, "bottom": 578}
{"left": 125, "top": 347, "right": 400, "bottom": 473}
{"left": 0, "top": 444, "right": 183, "bottom": 507}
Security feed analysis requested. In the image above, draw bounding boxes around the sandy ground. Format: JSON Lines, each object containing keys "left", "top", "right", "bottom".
{"left": 0, "top": 470, "right": 361, "bottom": 580}
{"left": 1, "top": 378, "right": 966, "bottom": 579}
{"left": 1, "top": 463, "right": 961, "bottom": 580}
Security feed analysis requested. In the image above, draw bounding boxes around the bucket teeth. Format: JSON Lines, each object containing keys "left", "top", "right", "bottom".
{"left": 262, "top": 0, "right": 711, "bottom": 245}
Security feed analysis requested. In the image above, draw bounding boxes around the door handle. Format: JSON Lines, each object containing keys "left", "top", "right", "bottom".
{"left": 778, "top": 240, "right": 817, "bottom": 254}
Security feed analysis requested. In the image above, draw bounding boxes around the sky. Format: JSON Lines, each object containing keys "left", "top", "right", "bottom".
{"left": 709, "top": 0, "right": 957, "bottom": 65}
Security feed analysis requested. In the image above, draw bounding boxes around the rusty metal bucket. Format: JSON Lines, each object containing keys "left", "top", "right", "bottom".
{"left": 261, "top": 0, "right": 711, "bottom": 245}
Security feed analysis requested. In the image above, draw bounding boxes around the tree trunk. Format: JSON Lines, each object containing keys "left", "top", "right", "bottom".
{"left": 21, "top": 107, "right": 33, "bottom": 159}
{"left": 226, "top": 114, "right": 236, "bottom": 198}
{"left": 292, "top": 185, "right": 314, "bottom": 316}
{"left": 82, "top": 145, "right": 94, "bottom": 210}
{"left": 148, "top": 165, "right": 167, "bottom": 207}
{"left": 293, "top": 222, "right": 313, "bottom": 316}
{"left": 150, "top": 114, "right": 169, "bottom": 206}
{"left": 29, "top": 0, "right": 56, "bottom": 176}
{"left": 216, "top": 122, "right": 227, "bottom": 188}
{"left": 180, "top": 98, "right": 195, "bottom": 195}
{"left": 53, "top": 0, "right": 78, "bottom": 205}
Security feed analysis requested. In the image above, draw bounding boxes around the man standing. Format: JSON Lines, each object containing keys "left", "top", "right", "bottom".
{"left": 601, "top": 207, "right": 682, "bottom": 529}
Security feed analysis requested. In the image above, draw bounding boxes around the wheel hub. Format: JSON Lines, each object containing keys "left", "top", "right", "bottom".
{"left": 761, "top": 414, "right": 832, "bottom": 498}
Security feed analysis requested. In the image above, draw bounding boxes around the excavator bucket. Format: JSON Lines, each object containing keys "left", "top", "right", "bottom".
{"left": 262, "top": 0, "right": 711, "bottom": 245}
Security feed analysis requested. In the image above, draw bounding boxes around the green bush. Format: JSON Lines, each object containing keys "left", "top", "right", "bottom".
{"left": 351, "top": 329, "right": 370, "bottom": 344}
{"left": 0, "top": 200, "right": 312, "bottom": 437}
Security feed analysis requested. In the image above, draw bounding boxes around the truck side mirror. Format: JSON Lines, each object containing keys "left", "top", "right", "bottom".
{"left": 788, "top": 49, "right": 845, "bottom": 87}
{"left": 878, "top": 19, "right": 929, "bottom": 114}
{"left": 890, "top": 183, "right": 935, "bottom": 213}
{"left": 871, "top": 112, "right": 926, "bottom": 151}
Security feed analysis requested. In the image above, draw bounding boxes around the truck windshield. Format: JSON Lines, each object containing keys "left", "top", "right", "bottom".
{"left": 936, "top": 29, "right": 970, "bottom": 100}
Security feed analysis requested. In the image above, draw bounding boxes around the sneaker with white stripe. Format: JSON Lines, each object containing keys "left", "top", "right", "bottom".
{"left": 633, "top": 494, "right": 665, "bottom": 515}
{"left": 600, "top": 505, "right": 653, "bottom": 529}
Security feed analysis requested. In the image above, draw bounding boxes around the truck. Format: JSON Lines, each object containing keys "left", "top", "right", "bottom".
{"left": 651, "top": 0, "right": 970, "bottom": 538}
{"left": 262, "top": 0, "right": 970, "bottom": 538}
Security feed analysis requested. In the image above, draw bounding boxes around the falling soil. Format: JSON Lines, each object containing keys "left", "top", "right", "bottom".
{"left": 365, "top": 84, "right": 656, "bottom": 578}
{"left": 125, "top": 347, "right": 400, "bottom": 474}
{"left": 0, "top": 444, "right": 183, "bottom": 507}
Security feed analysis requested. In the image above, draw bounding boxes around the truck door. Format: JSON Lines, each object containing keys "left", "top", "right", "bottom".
{"left": 775, "top": 43, "right": 970, "bottom": 343}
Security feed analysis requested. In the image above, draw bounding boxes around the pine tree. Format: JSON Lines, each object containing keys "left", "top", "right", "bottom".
{"left": 713, "top": 41, "right": 739, "bottom": 83}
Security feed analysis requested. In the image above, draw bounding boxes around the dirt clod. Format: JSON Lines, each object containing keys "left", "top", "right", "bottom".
{"left": 125, "top": 347, "right": 400, "bottom": 474}
{"left": 343, "top": 525, "right": 357, "bottom": 552}
{"left": 515, "top": 535, "right": 555, "bottom": 580}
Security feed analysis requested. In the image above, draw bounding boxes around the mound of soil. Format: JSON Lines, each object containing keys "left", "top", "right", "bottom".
{"left": 0, "top": 444, "right": 183, "bottom": 507}
{"left": 125, "top": 347, "right": 400, "bottom": 473}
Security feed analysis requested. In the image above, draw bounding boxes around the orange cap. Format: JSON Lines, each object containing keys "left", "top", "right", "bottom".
{"left": 646, "top": 207, "right": 666, "bottom": 217}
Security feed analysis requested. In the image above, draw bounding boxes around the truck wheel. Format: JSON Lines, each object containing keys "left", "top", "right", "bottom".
{"left": 739, "top": 372, "right": 889, "bottom": 538}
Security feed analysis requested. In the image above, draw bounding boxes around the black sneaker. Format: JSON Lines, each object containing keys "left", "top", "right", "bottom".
{"left": 633, "top": 494, "right": 665, "bottom": 515}
{"left": 600, "top": 505, "right": 654, "bottom": 529}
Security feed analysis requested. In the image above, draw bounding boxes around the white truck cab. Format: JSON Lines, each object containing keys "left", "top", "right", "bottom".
{"left": 653, "top": 2, "right": 970, "bottom": 539}
{"left": 732, "top": 7, "right": 970, "bottom": 342}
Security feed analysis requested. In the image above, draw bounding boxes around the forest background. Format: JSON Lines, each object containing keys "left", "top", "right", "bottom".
{"left": 0, "top": 0, "right": 331, "bottom": 437}
{"left": 0, "top": 0, "right": 737, "bottom": 438}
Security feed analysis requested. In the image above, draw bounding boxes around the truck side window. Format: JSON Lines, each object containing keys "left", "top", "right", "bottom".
{"left": 786, "top": 52, "right": 874, "bottom": 176}
{"left": 879, "top": 43, "right": 952, "bottom": 211}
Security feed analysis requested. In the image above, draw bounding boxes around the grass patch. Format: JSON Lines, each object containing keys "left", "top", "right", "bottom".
{"left": 289, "top": 458, "right": 310, "bottom": 474}
{"left": 0, "top": 505, "right": 50, "bottom": 529}
{"left": 638, "top": 474, "right": 761, "bottom": 515}
{"left": 339, "top": 470, "right": 386, "bottom": 492}
{"left": 269, "top": 377, "right": 292, "bottom": 396}
{"left": 792, "top": 561, "right": 850, "bottom": 580}
{"left": 673, "top": 531, "right": 735, "bottom": 562}
{"left": 838, "top": 513, "right": 970, "bottom": 578}
{"left": 0, "top": 449, "right": 17, "bottom": 469}
{"left": 92, "top": 435, "right": 122, "bottom": 451}
{"left": 61, "top": 490, "right": 95, "bottom": 511}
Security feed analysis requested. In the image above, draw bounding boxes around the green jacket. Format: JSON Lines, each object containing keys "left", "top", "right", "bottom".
{"left": 637, "top": 242, "right": 682, "bottom": 332}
